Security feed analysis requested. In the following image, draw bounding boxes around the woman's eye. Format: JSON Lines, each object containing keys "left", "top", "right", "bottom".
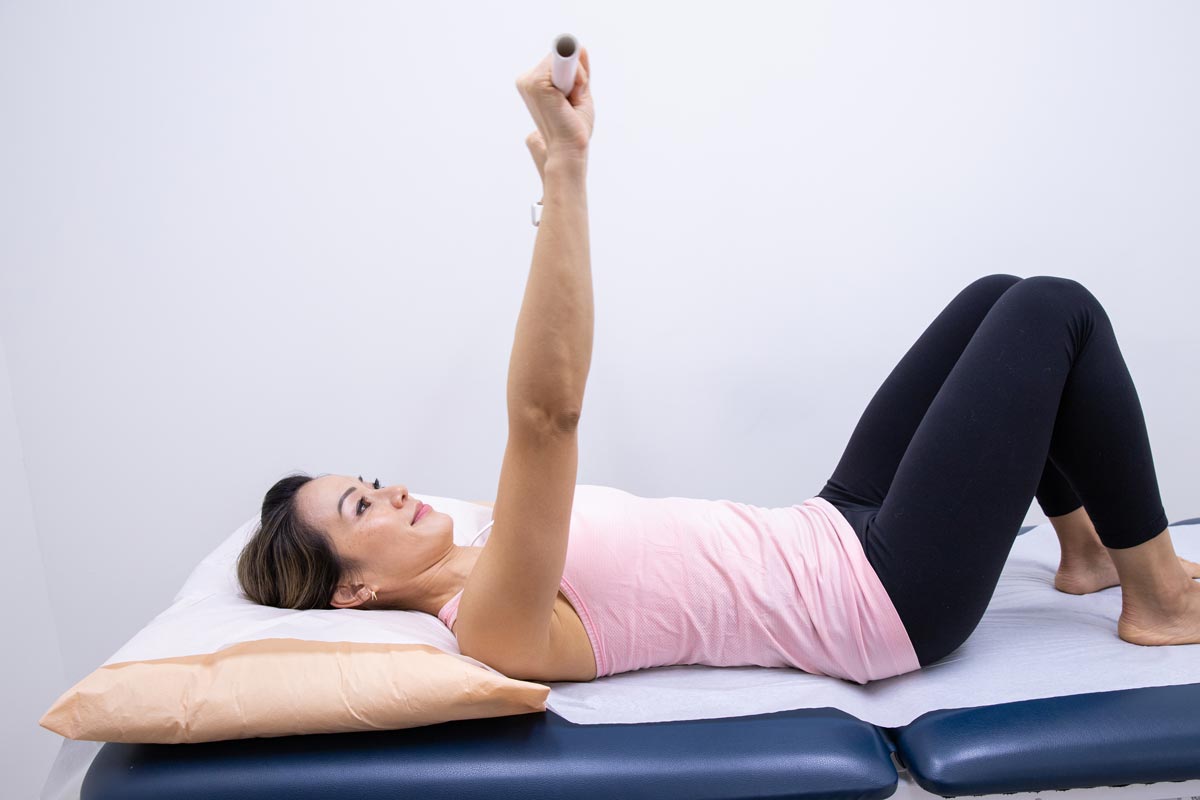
{"left": 354, "top": 477, "right": 381, "bottom": 516}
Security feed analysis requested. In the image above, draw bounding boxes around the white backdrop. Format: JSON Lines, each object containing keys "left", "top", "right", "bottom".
{"left": 3, "top": 2, "right": 1199, "bottom": 795}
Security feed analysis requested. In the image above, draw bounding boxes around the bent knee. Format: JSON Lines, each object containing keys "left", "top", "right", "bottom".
{"left": 958, "top": 273, "right": 1023, "bottom": 309}
{"left": 1005, "top": 274, "right": 1105, "bottom": 317}
{"left": 978, "top": 272, "right": 1023, "bottom": 287}
{"left": 972, "top": 273, "right": 1023, "bottom": 294}
{"left": 1020, "top": 274, "right": 1095, "bottom": 299}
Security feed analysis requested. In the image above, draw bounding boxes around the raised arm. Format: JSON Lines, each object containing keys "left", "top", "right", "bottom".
{"left": 455, "top": 155, "right": 592, "bottom": 676}
{"left": 454, "top": 49, "right": 595, "bottom": 677}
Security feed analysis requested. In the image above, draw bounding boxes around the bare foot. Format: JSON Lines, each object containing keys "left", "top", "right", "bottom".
{"left": 1118, "top": 581, "right": 1200, "bottom": 646}
{"left": 1055, "top": 554, "right": 1200, "bottom": 595}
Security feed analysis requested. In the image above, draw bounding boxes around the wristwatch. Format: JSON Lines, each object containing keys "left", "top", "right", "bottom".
{"left": 531, "top": 200, "right": 543, "bottom": 227}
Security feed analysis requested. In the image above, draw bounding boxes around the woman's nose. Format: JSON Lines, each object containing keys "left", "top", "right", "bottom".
{"left": 390, "top": 486, "right": 409, "bottom": 507}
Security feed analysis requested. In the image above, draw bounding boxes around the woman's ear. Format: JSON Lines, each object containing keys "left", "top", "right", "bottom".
{"left": 329, "top": 583, "right": 370, "bottom": 609}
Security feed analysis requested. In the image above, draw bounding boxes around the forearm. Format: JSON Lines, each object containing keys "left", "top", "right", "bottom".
{"left": 507, "top": 154, "right": 593, "bottom": 425}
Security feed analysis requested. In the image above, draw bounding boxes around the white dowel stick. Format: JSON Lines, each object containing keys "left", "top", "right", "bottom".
{"left": 551, "top": 33, "right": 580, "bottom": 96}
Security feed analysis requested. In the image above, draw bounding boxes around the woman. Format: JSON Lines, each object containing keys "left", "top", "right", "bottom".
{"left": 238, "top": 48, "right": 1200, "bottom": 684}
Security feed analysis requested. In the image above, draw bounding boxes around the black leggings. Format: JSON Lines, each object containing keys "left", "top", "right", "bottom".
{"left": 816, "top": 274, "right": 1168, "bottom": 667}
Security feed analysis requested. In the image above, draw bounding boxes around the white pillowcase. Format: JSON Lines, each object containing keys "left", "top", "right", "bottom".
{"left": 107, "top": 492, "right": 497, "bottom": 666}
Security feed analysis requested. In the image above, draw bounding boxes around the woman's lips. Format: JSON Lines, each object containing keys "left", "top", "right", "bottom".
{"left": 413, "top": 502, "right": 429, "bottom": 523}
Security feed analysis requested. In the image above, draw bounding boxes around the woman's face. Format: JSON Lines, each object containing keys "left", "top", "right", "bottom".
{"left": 296, "top": 474, "right": 453, "bottom": 595}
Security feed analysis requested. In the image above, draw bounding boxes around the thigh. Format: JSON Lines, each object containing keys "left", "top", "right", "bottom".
{"left": 864, "top": 277, "right": 1103, "bottom": 665}
{"left": 818, "top": 273, "right": 1024, "bottom": 512}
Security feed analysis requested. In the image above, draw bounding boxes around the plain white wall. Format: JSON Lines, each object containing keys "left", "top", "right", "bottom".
{"left": 3, "top": 1, "right": 1198, "bottom": 793}
{"left": 0, "top": 333, "right": 65, "bottom": 799}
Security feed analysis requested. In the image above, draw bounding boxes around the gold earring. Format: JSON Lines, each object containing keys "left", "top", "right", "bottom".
{"left": 369, "top": 589, "right": 378, "bottom": 601}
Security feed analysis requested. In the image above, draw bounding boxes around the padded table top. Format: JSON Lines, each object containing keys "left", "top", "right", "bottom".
{"left": 82, "top": 706, "right": 900, "bottom": 800}
{"left": 894, "top": 681, "right": 1200, "bottom": 797}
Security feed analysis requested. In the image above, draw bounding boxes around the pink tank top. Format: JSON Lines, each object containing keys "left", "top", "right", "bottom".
{"left": 438, "top": 485, "right": 920, "bottom": 684}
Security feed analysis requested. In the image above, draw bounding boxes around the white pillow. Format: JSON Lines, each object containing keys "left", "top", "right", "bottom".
{"left": 109, "top": 492, "right": 495, "bottom": 665}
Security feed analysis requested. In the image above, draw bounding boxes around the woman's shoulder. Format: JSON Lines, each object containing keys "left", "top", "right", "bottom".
{"left": 454, "top": 591, "right": 597, "bottom": 682}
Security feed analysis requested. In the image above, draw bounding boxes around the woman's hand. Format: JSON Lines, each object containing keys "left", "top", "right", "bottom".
{"left": 516, "top": 46, "right": 593, "bottom": 160}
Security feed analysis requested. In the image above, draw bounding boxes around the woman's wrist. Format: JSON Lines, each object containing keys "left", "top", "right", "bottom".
{"left": 544, "top": 154, "right": 586, "bottom": 188}
{"left": 545, "top": 148, "right": 588, "bottom": 174}
{"left": 538, "top": 155, "right": 586, "bottom": 209}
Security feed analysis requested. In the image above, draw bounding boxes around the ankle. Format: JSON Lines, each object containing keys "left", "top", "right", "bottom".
{"left": 1050, "top": 509, "right": 1106, "bottom": 562}
{"left": 1121, "top": 575, "right": 1194, "bottom": 617}
{"left": 1058, "top": 539, "right": 1108, "bottom": 564}
{"left": 1048, "top": 506, "right": 1090, "bottom": 534}
{"left": 1109, "top": 527, "right": 1188, "bottom": 600}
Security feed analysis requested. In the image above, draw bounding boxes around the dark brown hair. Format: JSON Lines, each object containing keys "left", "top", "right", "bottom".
{"left": 236, "top": 472, "right": 363, "bottom": 610}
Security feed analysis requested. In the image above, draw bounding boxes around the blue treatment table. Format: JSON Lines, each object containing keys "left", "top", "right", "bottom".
{"left": 79, "top": 522, "right": 1200, "bottom": 800}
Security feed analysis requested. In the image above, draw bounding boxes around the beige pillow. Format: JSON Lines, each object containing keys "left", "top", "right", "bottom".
{"left": 41, "top": 637, "right": 549, "bottom": 744}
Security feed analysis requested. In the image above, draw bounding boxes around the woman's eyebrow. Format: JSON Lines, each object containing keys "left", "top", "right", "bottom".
{"left": 337, "top": 487, "right": 355, "bottom": 519}
{"left": 336, "top": 477, "right": 370, "bottom": 519}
